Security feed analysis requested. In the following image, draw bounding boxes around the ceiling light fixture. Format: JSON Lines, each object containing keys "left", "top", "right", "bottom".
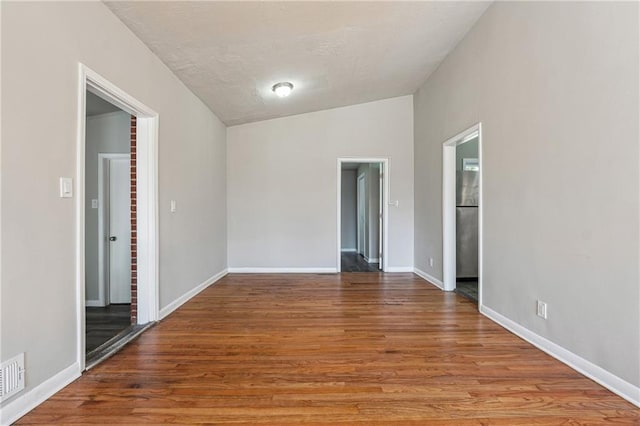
{"left": 272, "top": 82, "right": 294, "bottom": 98}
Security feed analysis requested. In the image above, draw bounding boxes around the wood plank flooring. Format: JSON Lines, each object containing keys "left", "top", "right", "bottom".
{"left": 18, "top": 273, "right": 639, "bottom": 424}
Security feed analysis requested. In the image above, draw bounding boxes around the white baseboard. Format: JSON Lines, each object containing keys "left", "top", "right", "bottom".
{"left": 364, "top": 257, "right": 379, "bottom": 263}
{"left": 384, "top": 266, "right": 414, "bottom": 272}
{"left": 1, "top": 362, "right": 81, "bottom": 426}
{"left": 340, "top": 248, "right": 356, "bottom": 253}
{"left": 228, "top": 267, "right": 337, "bottom": 274}
{"left": 480, "top": 304, "right": 640, "bottom": 408}
{"left": 413, "top": 268, "right": 444, "bottom": 290}
{"left": 159, "top": 269, "right": 228, "bottom": 320}
{"left": 84, "top": 299, "right": 104, "bottom": 307}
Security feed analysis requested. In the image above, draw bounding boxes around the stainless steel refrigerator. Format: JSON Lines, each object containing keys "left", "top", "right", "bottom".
{"left": 456, "top": 171, "right": 478, "bottom": 279}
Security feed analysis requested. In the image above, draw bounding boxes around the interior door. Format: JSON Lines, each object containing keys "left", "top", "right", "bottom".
{"left": 108, "top": 158, "right": 131, "bottom": 304}
{"left": 357, "top": 174, "right": 366, "bottom": 256}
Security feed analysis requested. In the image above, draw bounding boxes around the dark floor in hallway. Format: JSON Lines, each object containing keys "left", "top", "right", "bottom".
{"left": 85, "top": 304, "right": 131, "bottom": 353}
{"left": 455, "top": 279, "right": 478, "bottom": 303}
{"left": 341, "top": 252, "right": 380, "bottom": 272}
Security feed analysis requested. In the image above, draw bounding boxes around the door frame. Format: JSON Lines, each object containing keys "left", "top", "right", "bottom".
{"left": 442, "top": 123, "right": 483, "bottom": 306}
{"left": 378, "top": 168, "right": 384, "bottom": 265}
{"left": 356, "top": 172, "right": 366, "bottom": 256}
{"left": 337, "top": 158, "right": 389, "bottom": 272}
{"left": 97, "top": 153, "right": 131, "bottom": 307}
{"left": 76, "top": 64, "right": 159, "bottom": 371}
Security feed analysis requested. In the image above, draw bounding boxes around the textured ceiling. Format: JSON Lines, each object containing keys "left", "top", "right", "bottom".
{"left": 105, "top": 1, "right": 491, "bottom": 126}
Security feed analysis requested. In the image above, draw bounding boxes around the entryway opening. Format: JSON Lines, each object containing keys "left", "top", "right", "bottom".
{"left": 78, "top": 65, "right": 159, "bottom": 370}
{"left": 337, "top": 158, "right": 388, "bottom": 272}
{"left": 84, "top": 92, "right": 139, "bottom": 364}
{"left": 442, "top": 124, "right": 482, "bottom": 306}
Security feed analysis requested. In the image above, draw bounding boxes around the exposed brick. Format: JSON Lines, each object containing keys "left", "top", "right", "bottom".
{"left": 130, "top": 115, "right": 137, "bottom": 325}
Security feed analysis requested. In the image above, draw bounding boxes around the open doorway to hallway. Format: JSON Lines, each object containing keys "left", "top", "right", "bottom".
{"left": 442, "top": 123, "right": 483, "bottom": 307}
{"left": 84, "top": 91, "right": 138, "bottom": 363}
{"left": 339, "top": 160, "right": 385, "bottom": 272}
{"left": 454, "top": 136, "right": 479, "bottom": 303}
{"left": 78, "top": 65, "right": 159, "bottom": 371}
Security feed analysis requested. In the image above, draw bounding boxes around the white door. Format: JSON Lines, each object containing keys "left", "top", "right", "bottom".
{"left": 357, "top": 174, "right": 366, "bottom": 256}
{"left": 108, "top": 158, "right": 131, "bottom": 304}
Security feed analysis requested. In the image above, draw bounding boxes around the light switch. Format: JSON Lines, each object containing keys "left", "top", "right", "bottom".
{"left": 91, "top": 199, "right": 98, "bottom": 209}
{"left": 59, "top": 177, "right": 73, "bottom": 198}
{"left": 170, "top": 200, "right": 177, "bottom": 213}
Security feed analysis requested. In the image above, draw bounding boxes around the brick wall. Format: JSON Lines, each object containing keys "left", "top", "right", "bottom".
{"left": 130, "top": 115, "right": 137, "bottom": 324}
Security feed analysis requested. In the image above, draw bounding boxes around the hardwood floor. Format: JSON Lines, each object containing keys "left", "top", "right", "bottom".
{"left": 18, "top": 273, "right": 639, "bottom": 424}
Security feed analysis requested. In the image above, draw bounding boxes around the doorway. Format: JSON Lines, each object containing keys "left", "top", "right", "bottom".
{"left": 337, "top": 158, "right": 388, "bottom": 272}
{"left": 84, "top": 94, "right": 135, "bottom": 362}
{"left": 442, "top": 123, "right": 483, "bottom": 306}
{"left": 77, "top": 65, "right": 159, "bottom": 370}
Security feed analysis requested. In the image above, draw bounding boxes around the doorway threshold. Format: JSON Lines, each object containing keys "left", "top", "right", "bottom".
{"left": 455, "top": 279, "right": 478, "bottom": 303}
{"left": 85, "top": 322, "right": 155, "bottom": 370}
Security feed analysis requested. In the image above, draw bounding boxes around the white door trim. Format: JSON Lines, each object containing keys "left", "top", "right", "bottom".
{"left": 442, "top": 123, "right": 483, "bottom": 308}
{"left": 378, "top": 168, "right": 384, "bottom": 266}
{"left": 77, "top": 64, "right": 159, "bottom": 371}
{"left": 337, "top": 158, "right": 389, "bottom": 272}
{"left": 96, "top": 153, "right": 130, "bottom": 307}
{"left": 356, "top": 172, "right": 366, "bottom": 256}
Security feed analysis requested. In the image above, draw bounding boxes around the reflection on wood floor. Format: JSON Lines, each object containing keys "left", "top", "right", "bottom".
{"left": 20, "top": 273, "right": 639, "bottom": 424}
{"left": 341, "top": 251, "right": 380, "bottom": 272}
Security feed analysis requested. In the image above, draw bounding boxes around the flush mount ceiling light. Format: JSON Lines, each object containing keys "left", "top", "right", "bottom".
{"left": 272, "top": 82, "right": 294, "bottom": 98}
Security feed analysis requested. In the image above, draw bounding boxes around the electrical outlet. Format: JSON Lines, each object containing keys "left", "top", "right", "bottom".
{"left": 536, "top": 300, "right": 548, "bottom": 319}
{"left": 429, "top": 258, "right": 434, "bottom": 268}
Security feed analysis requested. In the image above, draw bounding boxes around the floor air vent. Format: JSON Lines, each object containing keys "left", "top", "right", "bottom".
{"left": 0, "top": 353, "right": 25, "bottom": 402}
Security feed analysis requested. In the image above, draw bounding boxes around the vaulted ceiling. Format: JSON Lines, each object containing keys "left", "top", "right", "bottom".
{"left": 105, "top": 1, "right": 491, "bottom": 126}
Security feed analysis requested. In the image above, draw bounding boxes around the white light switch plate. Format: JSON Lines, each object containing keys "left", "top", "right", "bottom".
{"left": 91, "top": 199, "right": 98, "bottom": 209}
{"left": 170, "top": 200, "right": 177, "bottom": 213}
{"left": 536, "top": 300, "right": 548, "bottom": 319}
{"left": 59, "top": 177, "right": 73, "bottom": 198}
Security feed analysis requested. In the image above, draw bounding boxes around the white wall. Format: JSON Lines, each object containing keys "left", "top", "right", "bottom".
{"left": 227, "top": 96, "right": 414, "bottom": 270}
{"left": 0, "top": 0, "right": 227, "bottom": 413}
{"left": 84, "top": 111, "right": 131, "bottom": 303}
{"left": 414, "top": 1, "right": 639, "bottom": 389}
{"left": 340, "top": 170, "right": 357, "bottom": 250}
